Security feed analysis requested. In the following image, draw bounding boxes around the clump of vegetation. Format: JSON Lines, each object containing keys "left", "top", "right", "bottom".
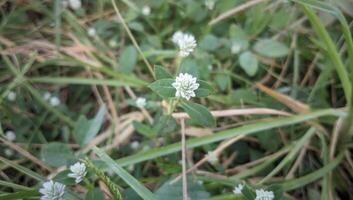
{"left": 1, "top": 0, "right": 353, "bottom": 199}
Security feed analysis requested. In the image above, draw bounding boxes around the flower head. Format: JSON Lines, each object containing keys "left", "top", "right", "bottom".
{"left": 255, "top": 189, "right": 275, "bottom": 200}
{"left": 39, "top": 180, "right": 65, "bottom": 200}
{"left": 142, "top": 5, "right": 151, "bottom": 16}
{"left": 5, "top": 130, "right": 16, "bottom": 141}
{"left": 68, "top": 162, "right": 87, "bottom": 183}
{"left": 68, "top": 0, "right": 81, "bottom": 10}
{"left": 172, "top": 32, "right": 197, "bottom": 57}
{"left": 135, "top": 97, "right": 147, "bottom": 108}
{"left": 206, "top": 151, "right": 218, "bottom": 164}
{"left": 172, "top": 31, "right": 184, "bottom": 44}
{"left": 7, "top": 91, "right": 16, "bottom": 101}
{"left": 172, "top": 73, "right": 199, "bottom": 100}
{"left": 233, "top": 184, "right": 244, "bottom": 194}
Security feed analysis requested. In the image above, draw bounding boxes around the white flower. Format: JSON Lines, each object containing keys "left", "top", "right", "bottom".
{"left": 68, "top": 0, "right": 81, "bottom": 10}
{"left": 43, "top": 92, "right": 51, "bottom": 101}
{"left": 178, "top": 34, "right": 197, "bottom": 57}
{"left": 39, "top": 180, "right": 65, "bottom": 200}
{"left": 255, "top": 189, "right": 275, "bottom": 200}
{"left": 87, "top": 27, "right": 96, "bottom": 37}
{"left": 130, "top": 141, "right": 140, "bottom": 150}
{"left": 205, "top": 0, "right": 216, "bottom": 10}
{"left": 172, "top": 73, "right": 199, "bottom": 100}
{"left": 172, "top": 31, "right": 184, "bottom": 44}
{"left": 49, "top": 97, "right": 60, "bottom": 106}
{"left": 135, "top": 97, "right": 147, "bottom": 108}
{"left": 233, "top": 184, "right": 244, "bottom": 194}
{"left": 5, "top": 130, "right": 16, "bottom": 141}
{"left": 68, "top": 162, "right": 87, "bottom": 183}
{"left": 4, "top": 149, "right": 14, "bottom": 157}
{"left": 206, "top": 151, "right": 218, "bottom": 164}
{"left": 7, "top": 91, "right": 16, "bottom": 101}
{"left": 142, "top": 5, "right": 151, "bottom": 16}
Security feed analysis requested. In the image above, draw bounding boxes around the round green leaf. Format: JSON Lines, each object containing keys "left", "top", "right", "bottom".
{"left": 253, "top": 39, "right": 289, "bottom": 58}
{"left": 41, "top": 142, "right": 74, "bottom": 167}
{"left": 239, "top": 51, "right": 258, "bottom": 76}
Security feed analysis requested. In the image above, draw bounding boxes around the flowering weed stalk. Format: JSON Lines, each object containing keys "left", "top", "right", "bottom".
{"left": 81, "top": 159, "right": 123, "bottom": 200}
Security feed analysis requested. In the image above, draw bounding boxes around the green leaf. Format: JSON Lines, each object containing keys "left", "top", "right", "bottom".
{"left": 241, "top": 184, "right": 256, "bottom": 200}
{"left": 41, "top": 142, "right": 74, "bottom": 167}
{"left": 154, "top": 65, "right": 173, "bottom": 80}
{"left": 195, "top": 80, "right": 213, "bottom": 97}
{"left": 74, "top": 105, "right": 107, "bottom": 146}
{"left": 119, "top": 45, "right": 137, "bottom": 73}
{"left": 155, "top": 178, "right": 210, "bottom": 200}
{"left": 199, "top": 34, "right": 220, "bottom": 52}
{"left": 85, "top": 188, "right": 105, "bottom": 200}
{"left": 93, "top": 147, "right": 156, "bottom": 200}
{"left": 253, "top": 39, "right": 289, "bottom": 58}
{"left": 239, "top": 51, "right": 258, "bottom": 76}
{"left": 266, "top": 184, "right": 283, "bottom": 200}
{"left": 114, "top": 109, "right": 341, "bottom": 167}
{"left": 132, "top": 121, "right": 157, "bottom": 139}
{"left": 215, "top": 73, "right": 230, "bottom": 92}
{"left": 180, "top": 102, "right": 216, "bottom": 127}
{"left": 148, "top": 79, "right": 175, "bottom": 98}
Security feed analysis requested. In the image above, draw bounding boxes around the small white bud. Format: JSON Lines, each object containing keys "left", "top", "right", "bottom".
{"left": 135, "top": 97, "right": 147, "bottom": 108}
{"left": 49, "top": 97, "right": 60, "bottom": 106}
{"left": 206, "top": 151, "right": 218, "bottom": 164}
{"left": 43, "top": 92, "right": 51, "bottom": 101}
{"left": 7, "top": 91, "right": 16, "bottom": 101}
{"left": 4, "top": 149, "right": 14, "bottom": 157}
{"left": 142, "top": 6, "right": 151, "bottom": 16}
{"left": 5, "top": 130, "right": 16, "bottom": 141}
{"left": 68, "top": 0, "right": 81, "bottom": 10}
{"left": 233, "top": 184, "right": 244, "bottom": 194}
{"left": 87, "top": 27, "right": 96, "bottom": 37}
{"left": 130, "top": 141, "right": 140, "bottom": 150}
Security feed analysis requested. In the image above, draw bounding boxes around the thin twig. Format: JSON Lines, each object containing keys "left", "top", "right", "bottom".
{"left": 181, "top": 119, "right": 188, "bottom": 200}
{"left": 111, "top": 0, "right": 154, "bottom": 78}
{"left": 208, "top": 0, "right": 268, "bottom": 26}
{"left": 172, "top": 108, "right": 290, "bottom": 119}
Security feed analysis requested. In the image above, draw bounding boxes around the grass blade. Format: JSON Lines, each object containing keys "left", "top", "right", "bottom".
{"left": 93, "top": 147, "right": 156, "bottom": 200}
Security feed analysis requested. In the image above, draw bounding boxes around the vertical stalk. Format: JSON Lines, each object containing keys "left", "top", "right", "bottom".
{"left": 181, "top": 118, "right": 188, "bottom": 200}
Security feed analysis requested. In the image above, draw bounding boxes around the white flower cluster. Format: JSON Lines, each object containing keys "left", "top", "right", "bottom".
{"left": 172, "top": 31, "right": 197, "bottom": 57}
{"left": 232, "top": 184, "right": 274, "bottom": 200}
{"left": 255, "top": 189, "right": 275, "bottom": 200}
{"left": 68, "top": 162, "right": 87, "bottom": 183}
{"left": 172, "top": 73, "right": 199, "bottom": 100}
{"left": 39, "top": 180, "right": 65, "bottom": 200}
{"left": 135, "top": 97, "right": 147, "bottom": 108}
{"left": 43, "top": 92, "right": 60, "bottom": 107}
